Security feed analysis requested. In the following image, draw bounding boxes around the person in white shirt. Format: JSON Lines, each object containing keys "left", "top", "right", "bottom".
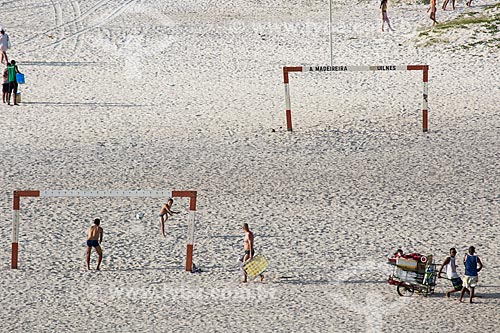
{"left": 0, "top": 28, "right": 9, "bottom": 64}
{"left": 438, "top": 248, "right": 469, "bottom": 298}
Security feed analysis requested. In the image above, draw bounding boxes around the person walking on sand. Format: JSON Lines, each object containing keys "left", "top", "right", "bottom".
{"left": 459, "top": 246, "right": 483, "bottom": 303}
{"left": 2, "top": 64, "right": 9, "bottom": 104}
{"left": 0, "top": 29, "right": 9, "bottom": 64}
{"left": 442, "top": 0, "right": 455, "bottom": 11}
{"left": 438, "top": 248, "right": 469, "bottom": 298}
{"left": 241, "top": 223, "right": 264, "bottom": 283}
{"left": 6, "top": 60, "right": 20, "bottom": 106}
{"left": 159, "top": 198, "right": 179, "bottom": 237}
{"left": 86, "top": 218, "right": 104, "bottom": 270}
{"left": 428, "top": 0, "right": 438, "bottom": 26}
{"left": 380, "top": 0, "right": 394, "bottom": 32}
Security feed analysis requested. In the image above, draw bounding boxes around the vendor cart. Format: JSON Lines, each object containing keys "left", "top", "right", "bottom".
{"left": 387, "top": 254, "right": 437, "bottom": 297}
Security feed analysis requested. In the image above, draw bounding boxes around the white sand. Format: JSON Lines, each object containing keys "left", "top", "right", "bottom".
{"left": 1, "top": 0, "right": 499, "bottom": 331}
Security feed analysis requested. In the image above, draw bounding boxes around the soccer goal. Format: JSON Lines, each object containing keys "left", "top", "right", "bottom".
{"left": 283, "top": 65, "right": 429, "bottom": 132}
{"left": 11, "top": 189, "right": 197, "bottom": 271}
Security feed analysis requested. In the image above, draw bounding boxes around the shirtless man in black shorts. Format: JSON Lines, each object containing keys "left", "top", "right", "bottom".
{"left": 241, "top": 223, "right": 264, "bottom": 283}
{"left": 86, "top": 218, "right": 103, "bottom": 270}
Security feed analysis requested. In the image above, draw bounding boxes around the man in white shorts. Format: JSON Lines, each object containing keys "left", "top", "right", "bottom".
{"left": 459, "top": 246, "right": 483, "bottom": 303}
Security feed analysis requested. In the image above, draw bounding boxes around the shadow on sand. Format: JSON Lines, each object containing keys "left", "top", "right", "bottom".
{"left": 99, "top": 265, "right": 185, "bottom": 273}
{"left": 20, "top": 61, "right": 100, "bottom": 67}
{"left": 277, "top": 278, "right": 386, "bottom": 286}
{"left": 22, "top": 101, "right": 144, "bottom": 108}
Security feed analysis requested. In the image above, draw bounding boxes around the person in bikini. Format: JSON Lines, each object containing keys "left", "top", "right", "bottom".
{"left": 241, "top": 223, "right": 264, "bottom": 283}
{"left": 380, "top": 0, "right": 394, "bottom": 32}
{"left": 427, "top": 0, "right": 438, "bottom": 26}
{"left": 159, "top": 198, "right": 179, "bottom": 237}
{"left": 86, "top": 218, "right": 104, "bottom": 270}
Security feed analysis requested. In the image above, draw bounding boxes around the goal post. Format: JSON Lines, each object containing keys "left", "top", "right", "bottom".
{"left": 283, "top": 65, "right": 429, "bottom": 132}
{"left": 11, "top": 189, "right": 197, "bottom": 271}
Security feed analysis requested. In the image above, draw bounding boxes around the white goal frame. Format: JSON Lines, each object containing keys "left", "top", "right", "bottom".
{"left": 283, "top": 65, "right": 429, "bottom": 132}
{"left": 11, "top": 189, "right": 197, "bottom": 271}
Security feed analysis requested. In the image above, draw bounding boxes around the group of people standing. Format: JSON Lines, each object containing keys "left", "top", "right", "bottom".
{"left": 380, "top": 0, "right": 476, "bottom": 32}
{"left": 438, "top": 246, "right": 483, "bottom": 303}
{"left": 0, "top": 27, "right": 22, "bottom": 106}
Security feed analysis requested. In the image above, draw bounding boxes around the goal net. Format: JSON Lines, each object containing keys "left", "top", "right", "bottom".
{"left": 11, "top": 190, "right": 197, "bottom": 271}
{"left": 283, "top": 65, "right": 429, "bottom": 132}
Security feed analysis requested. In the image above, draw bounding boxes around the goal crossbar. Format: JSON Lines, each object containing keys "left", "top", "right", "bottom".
{"left": 283, "top": 65, "right": 429, "bottom": 132}
{"left": 11, "top": 189, "right": 197, "bottom": 271}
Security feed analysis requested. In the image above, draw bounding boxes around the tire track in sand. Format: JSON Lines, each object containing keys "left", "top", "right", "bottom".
{"left": 18, "top": 0, "right": 139, "bottom": 56}
{"left": 69, "top": 0, "right": 84, "bottom": 52}
{"left": 16, "top": 0, "right": 113, "bottom": 47}
{"left": 49, "top": 0, "right": 64, "bottom": 51}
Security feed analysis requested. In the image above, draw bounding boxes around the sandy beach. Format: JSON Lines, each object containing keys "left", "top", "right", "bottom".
{"left": 0, "top": 0, "right": 499, "bottom": 332}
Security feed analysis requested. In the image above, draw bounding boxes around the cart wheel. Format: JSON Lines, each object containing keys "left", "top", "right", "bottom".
{"left": 397, "top": 281, "right": 414, "bottom": 297}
